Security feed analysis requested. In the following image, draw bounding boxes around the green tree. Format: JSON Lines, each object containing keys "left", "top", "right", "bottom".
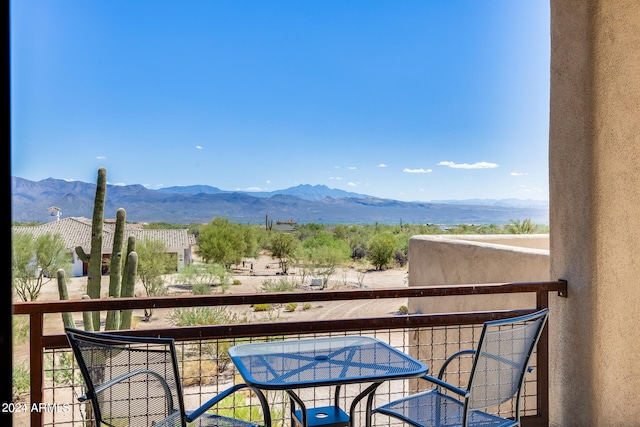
{"left": 269, "top": 232, "right": 299, "bottom": 274}
{"left": 367, "top": 232, "right": 398, "bottom": 270}
{"left": 197, "top": 218, "right": 255, "bottom": 267}
{"left": 297, "top": 232, "right": 350, "bottom": 279}
{"left": 136, "top": 238, "right": 173, "bottom": 301}
{"left": 12, "top": 231, "right": 70, "bottom": 301}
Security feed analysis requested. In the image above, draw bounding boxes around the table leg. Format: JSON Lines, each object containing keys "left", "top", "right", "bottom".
{"left": 349, "top": 382, "right": 382, "bottom": 427}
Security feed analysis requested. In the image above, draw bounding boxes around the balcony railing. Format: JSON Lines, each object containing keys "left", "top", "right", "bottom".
{"left": 13, "top": 280, "right": 567, "bottom": 427}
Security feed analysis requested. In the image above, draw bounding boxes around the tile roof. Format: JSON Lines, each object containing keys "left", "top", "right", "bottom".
{"left": 12, "top": 217, "right": 195, "bottom": 253}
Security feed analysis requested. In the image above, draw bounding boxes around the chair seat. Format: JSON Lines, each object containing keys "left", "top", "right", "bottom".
{"left": 375, "top": 389, "right": 517, "bottom": 427}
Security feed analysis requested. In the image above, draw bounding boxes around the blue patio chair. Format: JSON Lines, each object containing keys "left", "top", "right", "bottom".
{"left": 66, "top": 327, "right": 271, "bottom": 427}
{"left": 373, "top": 308, "right": 549, "bottom": 427}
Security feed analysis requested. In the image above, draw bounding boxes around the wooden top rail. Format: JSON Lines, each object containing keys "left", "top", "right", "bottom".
{"left": 13, "top": 280, "right": 567, "bottom": 315}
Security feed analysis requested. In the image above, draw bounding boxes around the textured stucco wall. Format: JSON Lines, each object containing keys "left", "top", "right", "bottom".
{"left": 408, "top": 235, "right": 549, "bottom": 314}
{"left": 549, "top": 0, "right": 640, "bottom": 425}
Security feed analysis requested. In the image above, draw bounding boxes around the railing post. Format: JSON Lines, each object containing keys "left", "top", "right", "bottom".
{"left": 29, "top": 312, "right": 44, "bottom": 427}
{"left": 536, "top": 290, "right": 550, "bottom": 427}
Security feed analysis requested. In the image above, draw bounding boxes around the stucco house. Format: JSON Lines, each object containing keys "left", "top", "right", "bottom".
{"left": 12, "top": 217, "right": 196, "bottom": 277}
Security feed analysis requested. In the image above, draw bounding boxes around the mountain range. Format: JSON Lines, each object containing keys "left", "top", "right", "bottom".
{"left": 11, "top": 176, "right": 549, "bottom": 225}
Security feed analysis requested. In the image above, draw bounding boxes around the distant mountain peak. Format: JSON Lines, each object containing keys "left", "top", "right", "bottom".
{"left": 157, "top": 182, "right": 369, "bottom": 201}
{"left": 11, "top": 176, "right": 550, "bottom": 225}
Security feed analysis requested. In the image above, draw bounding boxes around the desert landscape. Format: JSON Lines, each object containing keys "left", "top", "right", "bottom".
{"left": 15, "top": 254, "right": 409, "bottom": 359}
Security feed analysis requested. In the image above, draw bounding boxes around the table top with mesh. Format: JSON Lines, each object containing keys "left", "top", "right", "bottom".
{"left": 228, "top": 336, "right": 429, "bottom": 390}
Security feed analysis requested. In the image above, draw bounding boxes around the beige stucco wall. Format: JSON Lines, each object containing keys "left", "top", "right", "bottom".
{"left": 549, "top": 0, "right": 640, "bottom": 425}
{"left": 408, "top": 234, "right": 549, "bottom": 315}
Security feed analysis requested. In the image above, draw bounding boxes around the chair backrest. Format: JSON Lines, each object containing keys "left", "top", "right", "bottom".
{"left": 66, "top": 327, "right": 186, "bottom": 427}
{"left": 467, "top": 309, "right": 549, "bottom": 411}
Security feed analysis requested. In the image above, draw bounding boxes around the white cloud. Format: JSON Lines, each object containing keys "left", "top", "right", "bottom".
{"left": 96, "top": 156, "right": 106, "bottom": 160}
{"left": 510, "top": 172, "right": 526, "bottom": 176}
{"left": 377, "top": 164, "right": 387, "bottom": 168}
{"left": 438, "top": 161, "right": 499, "bottom": 169}
{"left": 195, "top": 145, "right": 203, "bottom": 150}
{"left": 403, "top": 168, "right": 432, "bottom": 173}
{"left": 244, "top": 187, "right": 262, "bottom": 192}
{"left": 112, "top": 182, "right": 126, "bottom": 187}
{"left": 347, "top": 166, "right": 357, "bottom": 170}
{"left": 348, "top": 182, "right": 357, "bottom": 187}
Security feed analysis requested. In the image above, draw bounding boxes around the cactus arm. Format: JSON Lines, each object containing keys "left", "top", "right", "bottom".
{"left": 121, "top": 236, "right": 136, "bottom": 298}
{"left": 75, "top": 246, "right": 89, "bottom": 263}
{"left": 105, "top": 208, "right": 126, "bottom": 330}
{"left": 56, "top": 269, "right": 74, "bottom": 328}
{"left": 119, "top": 251, "right": 138, "bottom": 330}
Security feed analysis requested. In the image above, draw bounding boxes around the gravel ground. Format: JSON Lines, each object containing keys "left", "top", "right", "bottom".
{"left": 15, "top": 254, "right": 409, "bottom": 352}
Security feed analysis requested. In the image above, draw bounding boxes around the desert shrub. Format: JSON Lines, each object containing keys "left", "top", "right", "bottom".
{"left": 13, "top": 362, "right": 30, "bottom": 400}
{"left": 178, "top": 263, "right": 231, "bottom": 294}
{"left": 192, "top": 282, "right": 212, "bottom": 295}
{"left": 253, "top": 304, "right": 273, "bottom": 312}
{"left": 284, "top": 302, "right": 298, "bottom": 312}
{"left": 398, "top": 305, "right": 409, "bottom": 315}
{"left": 13, "top": 315, "right": 29, "bottom": 345}
{"left": 351, "top": 245, "right": 366, "bottom": 261}
{"left": 169, "top": 306, "right": 242, "bottom": 327}
{"left": 261, "top": 278, "right": 298, "bottom": 293}
{"left": 302, "top": 303, "right": 312, "bottom": 311}
{"left": 394, "top": 250, "right": 408, "bottom": 267}
{"left": 232, "top": 279, "right": 242, "bottom": 286}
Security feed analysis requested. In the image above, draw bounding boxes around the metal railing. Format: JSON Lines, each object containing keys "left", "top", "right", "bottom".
{"left": 13, "top": 280, "right": 567, "bottom": 427}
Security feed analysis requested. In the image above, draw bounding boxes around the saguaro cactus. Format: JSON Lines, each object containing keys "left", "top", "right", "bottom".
{"left": 57, "top": 167, "right": 138, "bottom": 331}
{"left": 56, "top": 269, "right": 74, "bottom": 328}
{"left": 75, "top": 167, "right": 107, "bottom": 331}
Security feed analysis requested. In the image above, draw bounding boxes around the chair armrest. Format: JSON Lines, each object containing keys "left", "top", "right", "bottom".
{"left": 437, "top": 349, "right": 476, "bottom": 379}
{"left": 420, "top": 375, "right": 470, "bottom": 398}
{"left": 186, "top": 383, "right": 272, "bottom": 426}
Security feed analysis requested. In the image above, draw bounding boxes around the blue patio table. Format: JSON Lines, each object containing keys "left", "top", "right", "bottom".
{"left": 228, "top": 336, "right": 429, "bottom": 427}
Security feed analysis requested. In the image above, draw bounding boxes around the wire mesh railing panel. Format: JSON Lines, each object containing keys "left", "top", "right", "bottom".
{"left": 40, "top": 348, "right": 87, "bottom": 427}
{"left": 43, "top": 324, "right": 540, "bottom": 427}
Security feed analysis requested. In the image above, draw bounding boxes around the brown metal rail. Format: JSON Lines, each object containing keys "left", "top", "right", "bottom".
{"left": 13, "top": 280, "right": 567, "bottom": 427}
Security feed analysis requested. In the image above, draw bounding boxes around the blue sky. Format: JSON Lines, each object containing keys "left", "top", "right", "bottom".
{"left": 11, "top": 1, "right": 550, "bottom": 202}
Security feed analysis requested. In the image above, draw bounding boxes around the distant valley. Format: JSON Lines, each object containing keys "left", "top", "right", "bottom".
{"left": 11, "top": 176, "right": 549, "bottom": 225}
